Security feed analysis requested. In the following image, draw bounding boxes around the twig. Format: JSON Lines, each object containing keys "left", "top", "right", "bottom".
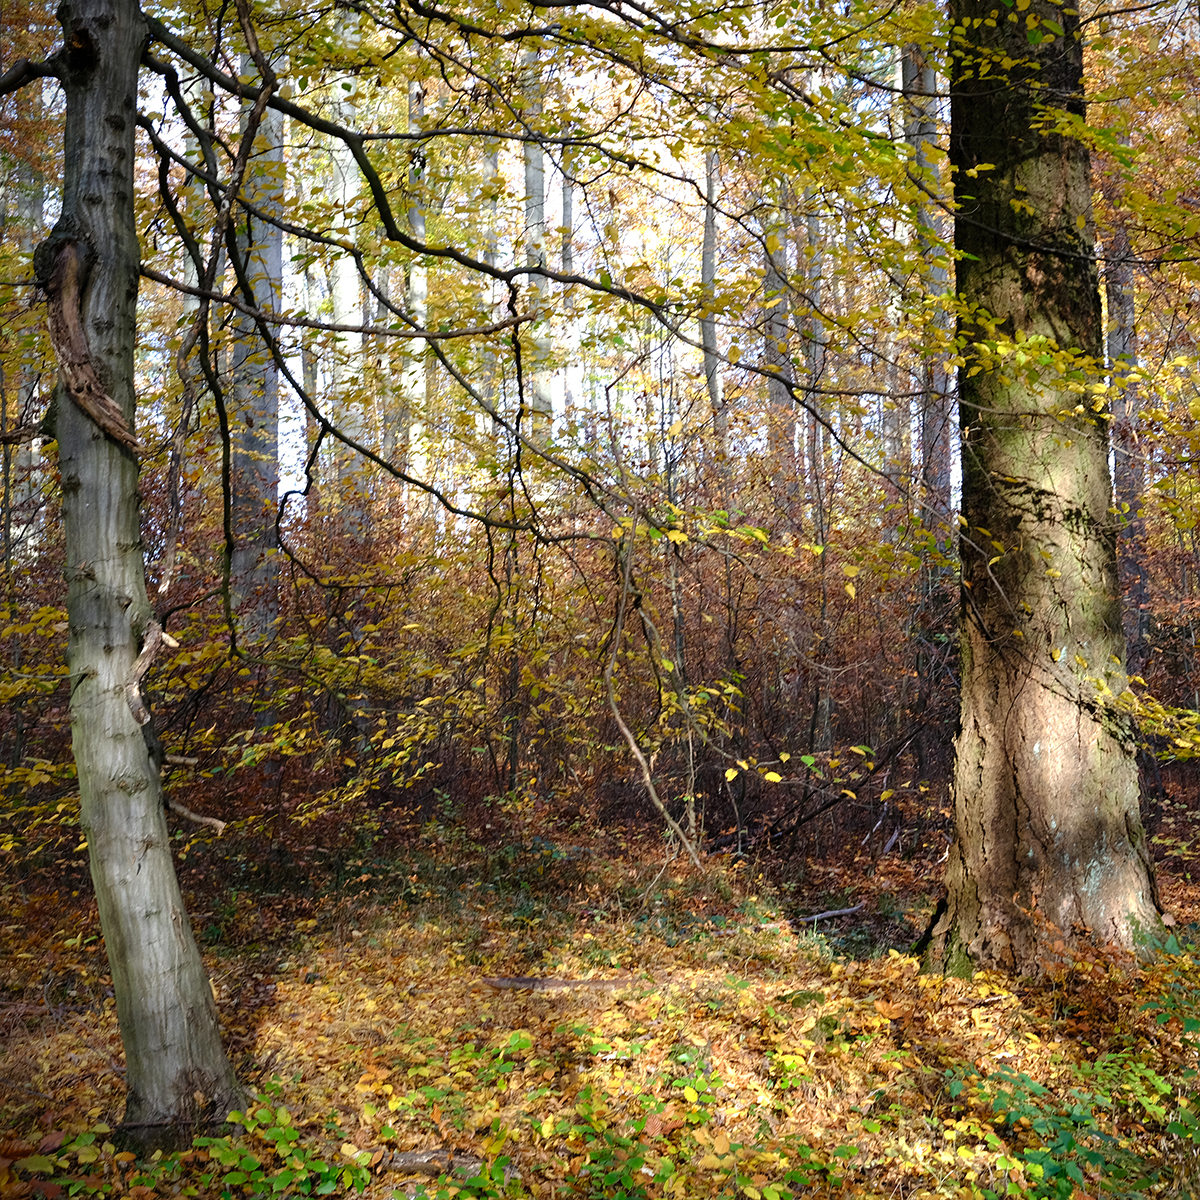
{"left": 796, "top": 903, "right": 865, "bottom": 924}
{"left": 166, "top": 798, "right": 226, "bottom": 835}
{"left": 604, "top": 517, "right": 702, "bottom": 869}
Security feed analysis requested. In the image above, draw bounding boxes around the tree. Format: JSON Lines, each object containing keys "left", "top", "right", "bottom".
{"left": 928, "top": 0, "right": 1162, "bottom": 972}
{"left": 11, "top": 0, "right": 243, "bottom": 1132}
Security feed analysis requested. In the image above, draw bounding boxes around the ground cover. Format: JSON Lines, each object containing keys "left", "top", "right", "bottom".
{"left": 4, "top": 829, "right": 1200, "bottom": 1199}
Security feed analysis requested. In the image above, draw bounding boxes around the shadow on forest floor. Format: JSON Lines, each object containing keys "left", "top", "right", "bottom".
{"left": 5, "top": 819, "right": 1200, "bottom": 1198}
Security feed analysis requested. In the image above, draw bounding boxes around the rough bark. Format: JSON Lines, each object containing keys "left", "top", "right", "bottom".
{"left": 929, "top": 0, "right": 1161, "bottom": 973}
{"left": 36, "top": 0, "right": 241, "bottom": 1130}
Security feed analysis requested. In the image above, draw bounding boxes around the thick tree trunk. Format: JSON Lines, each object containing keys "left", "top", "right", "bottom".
{"left": 38, "top": 0, "right": 241, "bottom": 1132}
{"left": 930, "top": 0, "right": 1161, "bottom": 973}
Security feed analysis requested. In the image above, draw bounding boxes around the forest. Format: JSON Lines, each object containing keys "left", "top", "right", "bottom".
{"left": 7, "top": 0, "right": 1200, "bottom": 1194}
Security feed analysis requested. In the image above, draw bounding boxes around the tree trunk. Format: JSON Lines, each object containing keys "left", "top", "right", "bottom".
{"left": 901, "top": 43, "right": 952, "bottom": 520}
{"left": 930, "top": 0, "right": 1161, "bottom": 973}
{"left": 521, "top": 49, "right": 552, "bottom": 437}
{"left": 701, "top": 148, "right": 725, "bottom": 460}
{"left": 38, "top": 0, "right": 241, "bottom": 1133}
{"left": 229, "top": 66, "right": 281, "bottom": 644}
{"left": 1102, "top": 179, "right": 1149, "bottom": 677}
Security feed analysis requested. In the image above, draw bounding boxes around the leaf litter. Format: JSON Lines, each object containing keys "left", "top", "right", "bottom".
{"left": 5, "top": 838, "right": 1200, "bottom": 1198}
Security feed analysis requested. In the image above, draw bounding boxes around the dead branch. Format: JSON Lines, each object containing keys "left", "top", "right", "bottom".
{"left": 796, "top": 903, "right": 865, "bottom": 924}
{"left": 45, "top": 241, "right": 140, "bottom": 451}
{"left": 166, "top": 797, "right": 226, "bottom": 835}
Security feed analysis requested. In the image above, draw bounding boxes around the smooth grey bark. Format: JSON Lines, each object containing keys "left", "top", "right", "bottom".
{"left": 901, "top": 42, "right": 952, "bottom": 517}
{"left": 930, "top": 0, "right": 1161, "bottom": 973}
{"left": 330, "top": 15, "right": 363, "bottom": 495}
{"left": 762, "top": 187, "right": 794, "bottom": 505}
{"left": 400, "top": 80, "right": 427, "bottom": 472}
{"left": 1103, "top": 178, "right": 1148, "bottom": 676}
{"left": 479, "top": 141, "right": 500, "bottom": 431}
{"left": 229, "top": 68, "right": 281, "bottom": 644}
{"left": 6, "top": 96, "right": 44, "bottom": 563}
{"left": 700, "top": 148, "right": 725, "bottom": 457}
{"left": 521, "top": 50, "right": 552, "bottom": 437}
{"left": 38, "top": 0, "right": 241, "bottom": 1129}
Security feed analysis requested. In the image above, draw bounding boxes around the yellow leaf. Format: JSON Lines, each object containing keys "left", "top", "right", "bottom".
{"left": 667, "top": 418, "right": 683, "bottom": 436}
{"left": 541, "top": 1115, "right": 555, "bottom": 1138}
{"left": 843, "top": 564, "right": 860, "bottom": 577}
{"left": 666, "top": 529, "right": 688, "bottom": 544}
{"left": 763, "top": 771, "right": 782, "bottom": 783}
{"left": 725, "top": 768, "right": 738, "bottom": 781}
{"left": 684, "top": 1086, "right": 699, "bottom": 1103}
{"left": 845, "top": 582, "right": 856, "bottom": 600}
{"left": 779, "top": 752, "right": 790, "bottom": 762}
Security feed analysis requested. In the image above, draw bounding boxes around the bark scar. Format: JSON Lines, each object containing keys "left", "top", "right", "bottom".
{"left": 46, "top": 241, "right": 140, "bottom": 452}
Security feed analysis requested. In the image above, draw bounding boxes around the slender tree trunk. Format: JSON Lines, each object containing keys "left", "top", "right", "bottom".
{"left": 701, "top": 148, "right": 725, "bottom": 459}
{"left": 229, "top": 64, "right": 281, "bottom": 644}
{"left": 36, "top": 0, "right": 241, "bottom": 1132}
{"left": 521, "top": 50, "right": 552, "bottom": 437}
{"left": 1103, "top": 186, "right": 1148, "bottom": 676}
{"left": 480, "top": 141, "right": 500, "bottom": 433}
{"left": 929, "top": 0, "right": 1161, "bottom": 973}
{"left": 330, "top": 16, "right": 362, "bottom": 499}
{"left": 763, "top": 184, "right": 794, "bottom": 511}
{"left": 401, "top": 80, "right": 427, "bottom": 481}
{"left": 901, "top": 43, "right": 952, "bottom": 520}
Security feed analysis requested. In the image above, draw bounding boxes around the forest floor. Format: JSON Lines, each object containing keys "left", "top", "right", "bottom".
{"left": 5, "top": 810, "right": 1200, "bottom": 1199}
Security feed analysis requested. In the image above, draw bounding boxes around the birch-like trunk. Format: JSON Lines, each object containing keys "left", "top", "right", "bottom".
{"left": 930, "top": 0, "right": 1161, "bottom": 973}
{"left": 38, "top": 0, "right": 241, "bottom": 1132}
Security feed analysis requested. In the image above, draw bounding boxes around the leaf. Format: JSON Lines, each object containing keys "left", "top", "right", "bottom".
{"left": 845, "top": 582, "right": 856, "bottom": 600}
{"left": 763, "top": 771, "right": 782, "bottom": 783}
{"left": 725, "top": 768, "right": 738, "bottom": 781}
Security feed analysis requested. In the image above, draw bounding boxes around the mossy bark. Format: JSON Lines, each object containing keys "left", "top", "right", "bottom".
{"left": 928, "top": 0, "right": 1162, "bottom": 972}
